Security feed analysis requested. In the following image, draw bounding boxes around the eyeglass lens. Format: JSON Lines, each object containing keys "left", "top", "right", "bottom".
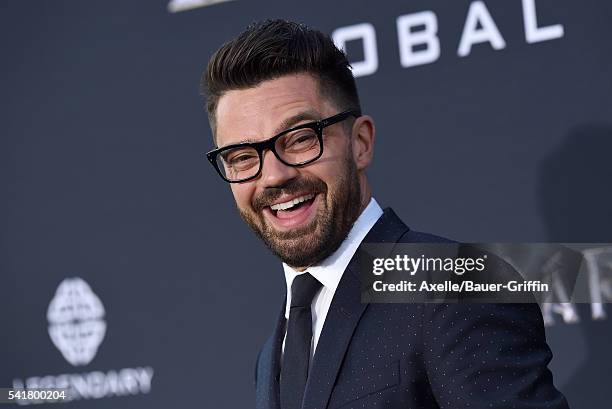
{"left": 216, "top": 127, "right": 321, "bottom": 182}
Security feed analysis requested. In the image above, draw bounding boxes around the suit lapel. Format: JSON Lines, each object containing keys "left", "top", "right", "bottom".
{"left": 301, "top": 208, "right": 409, "bottom": 409}
{"left": 256, "top": 299, "right": 286, "bottom": 409}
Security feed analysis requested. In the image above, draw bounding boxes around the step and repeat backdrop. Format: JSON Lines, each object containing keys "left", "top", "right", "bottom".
{"left": 1, "top": 0, "right": 611, "bottom": 408}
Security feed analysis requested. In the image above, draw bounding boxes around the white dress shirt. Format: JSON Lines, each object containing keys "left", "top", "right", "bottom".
{"left": 282, "top": 197, "right": 383, "bottom": 359}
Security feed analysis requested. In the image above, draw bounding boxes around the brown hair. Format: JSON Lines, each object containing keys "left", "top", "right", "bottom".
{"left": 201, "top": 19, "right": 361, "bottom": 138}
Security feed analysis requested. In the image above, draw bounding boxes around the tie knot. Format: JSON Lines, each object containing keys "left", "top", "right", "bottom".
{"left": 290, "top": 273, "right": 322, "bottom": 308}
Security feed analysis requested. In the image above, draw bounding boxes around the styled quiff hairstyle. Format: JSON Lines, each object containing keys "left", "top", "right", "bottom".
{"left": 202, "top": 19, "right": 361, "bottom": 139}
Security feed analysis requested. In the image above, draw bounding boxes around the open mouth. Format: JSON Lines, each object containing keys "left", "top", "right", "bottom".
{"left": 263, "top": 193, "right": 319, "bottom": 229}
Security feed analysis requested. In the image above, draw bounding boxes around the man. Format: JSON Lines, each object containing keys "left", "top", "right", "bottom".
{"left": 202, "top": 19, "right": 569, "bottom": 409}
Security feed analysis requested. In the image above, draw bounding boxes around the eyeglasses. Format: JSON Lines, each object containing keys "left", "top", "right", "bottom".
{"left": 206, "top": 109, "right": 361, "bottom": 183}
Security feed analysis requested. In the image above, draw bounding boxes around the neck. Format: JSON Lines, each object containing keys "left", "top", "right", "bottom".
{"left": 359, "top": 177, "right": 372, "bottom": 215}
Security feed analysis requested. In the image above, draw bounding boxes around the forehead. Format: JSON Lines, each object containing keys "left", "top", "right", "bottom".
{"left": 215, "top": 73, "right": 334, "bottom": 147}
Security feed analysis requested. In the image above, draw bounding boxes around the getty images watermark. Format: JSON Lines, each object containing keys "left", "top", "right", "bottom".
{"left": 370, "top": 252, "right": 548, "bottom": 294}
{"left": 360, "top": 243, "right": 612, "bottom": 307}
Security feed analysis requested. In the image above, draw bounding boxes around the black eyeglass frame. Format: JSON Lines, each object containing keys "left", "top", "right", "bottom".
{"left": 206, "top": 109, "right": 361, "bottom": 183}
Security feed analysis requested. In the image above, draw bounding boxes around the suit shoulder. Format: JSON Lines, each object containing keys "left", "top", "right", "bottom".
{"left": 377, "top": 208, "right": 454, "bottom": 244}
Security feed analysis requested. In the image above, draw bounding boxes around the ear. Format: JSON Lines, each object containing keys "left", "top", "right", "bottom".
{"left": 351, "top": 115, "right": 375, "bottom": 171}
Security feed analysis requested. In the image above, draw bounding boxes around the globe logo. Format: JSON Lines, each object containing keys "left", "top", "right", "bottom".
{"left": 47, "top": 278, "right": 106, "bottom": 366}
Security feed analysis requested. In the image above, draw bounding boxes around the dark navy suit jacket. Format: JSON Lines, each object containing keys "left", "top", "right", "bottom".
{"left": 255, "top": 208, "right": 569, "bottom": 409}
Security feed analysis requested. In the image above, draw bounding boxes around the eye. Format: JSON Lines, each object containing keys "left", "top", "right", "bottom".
{"left": 229, "top": 153, "right": 257, "bottom": 165}
{"left": 230, "top": 153, "right": 254, "bottom": 163}
{"left": 282, "top": 130, "right": 318, "bottom": 152}
{"left": 222, "top": 148, "right": 259, "bottom": 170}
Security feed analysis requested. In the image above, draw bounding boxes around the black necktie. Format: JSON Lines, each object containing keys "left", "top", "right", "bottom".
{"left": 280, "top": 273, "right": 322, "bottom": 409}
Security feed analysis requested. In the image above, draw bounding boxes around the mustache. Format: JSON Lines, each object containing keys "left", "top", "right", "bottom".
{"left": 252, "top": 177, "right": 327, "bottom": 211}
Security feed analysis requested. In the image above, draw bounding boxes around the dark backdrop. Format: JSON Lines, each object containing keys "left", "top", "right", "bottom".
{"left": 1, "top": 1, "right": 611, "bottom": 408}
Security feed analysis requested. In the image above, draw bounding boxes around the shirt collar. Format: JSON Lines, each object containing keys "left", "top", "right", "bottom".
{"left": 282, "top": 197, "right": 383, "bottom": 306}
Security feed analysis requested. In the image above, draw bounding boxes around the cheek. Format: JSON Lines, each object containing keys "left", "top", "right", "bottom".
{"left": 230, "top": 184, "right": 255, "bottom": 210}
{"left": 323, "top": 135, "right": 354, "bottom": 166}
{"left": 304, "top": 162, "right": 346, "bottom": 196}
{"left": 317, "top": 145, "right": 353, "bottom": 180}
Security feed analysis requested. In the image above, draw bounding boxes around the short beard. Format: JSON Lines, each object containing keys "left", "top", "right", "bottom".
{"left": 238, "top": 156, "right": 362, "bottom": 269}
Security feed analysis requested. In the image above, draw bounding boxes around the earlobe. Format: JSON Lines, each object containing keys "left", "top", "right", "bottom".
{"left": 352, "top": 115, "right": 375, "bottom": 171}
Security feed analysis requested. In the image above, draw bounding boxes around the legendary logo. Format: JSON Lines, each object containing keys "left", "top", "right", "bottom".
{"left": 47, "top": 278, "right": 106, "bottom": 366}
{"left": 13, "top": 277, "right": 153, "bottom": 403}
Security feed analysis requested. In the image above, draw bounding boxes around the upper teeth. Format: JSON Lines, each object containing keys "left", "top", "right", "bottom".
{"left": 270, "top": 194, "right": 314, "bottom": 211}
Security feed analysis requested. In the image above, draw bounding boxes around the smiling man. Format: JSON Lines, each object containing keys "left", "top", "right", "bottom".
{"left": 202, "top": 19, "right": 569, "bottom": 409}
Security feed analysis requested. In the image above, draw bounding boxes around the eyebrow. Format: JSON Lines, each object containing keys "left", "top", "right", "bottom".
{"left": 272, "top": 109, "right": 322, "bottom": 135}
{"left": 218, "top": 109, "right": 322, "bottom": 149}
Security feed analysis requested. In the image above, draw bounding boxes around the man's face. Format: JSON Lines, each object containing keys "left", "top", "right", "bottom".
{"left": 214, "top": 73, "right": 362, "bottom": 269}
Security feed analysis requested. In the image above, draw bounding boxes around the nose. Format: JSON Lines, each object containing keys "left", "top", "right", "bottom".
{"left": 259, "top": 149, "right": 299, "bottom": 187}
